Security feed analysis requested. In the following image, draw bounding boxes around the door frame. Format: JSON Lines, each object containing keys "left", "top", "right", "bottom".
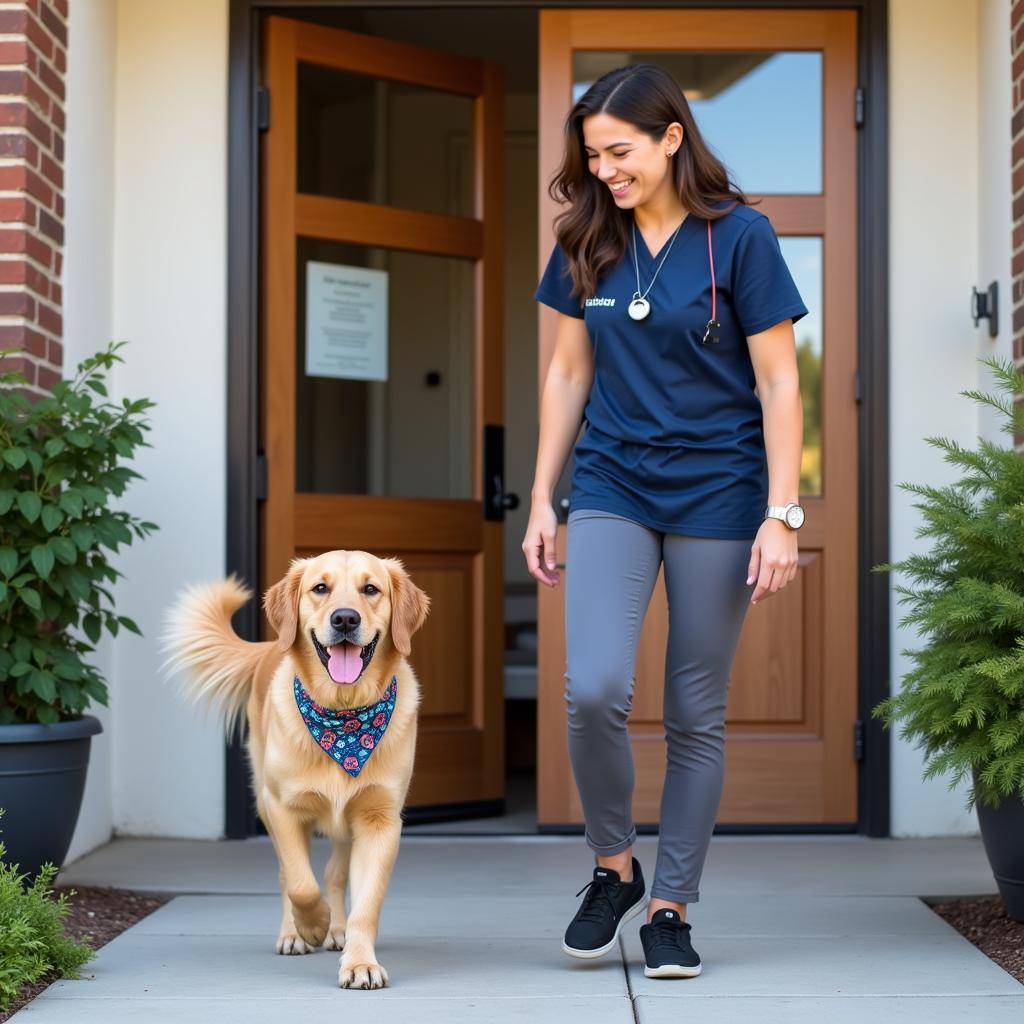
{"left": 226, "top": 0, "right": 892, "bottom": 839}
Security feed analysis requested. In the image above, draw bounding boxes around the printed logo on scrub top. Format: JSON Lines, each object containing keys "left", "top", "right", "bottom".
{"left": 585, "top": 297, "right": 616, "bottom": 307}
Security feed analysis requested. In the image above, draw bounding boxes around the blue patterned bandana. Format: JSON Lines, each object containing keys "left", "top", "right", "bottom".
{"left": 293, "top": 675, "right": 398, "bottom": 777}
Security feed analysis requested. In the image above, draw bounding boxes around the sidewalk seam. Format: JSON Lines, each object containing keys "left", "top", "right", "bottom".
{"left": 620, "top": 934, "right": 640, "bottom": 1024}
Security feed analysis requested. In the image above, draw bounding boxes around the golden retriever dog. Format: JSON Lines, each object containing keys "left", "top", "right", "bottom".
{"left": 161, "top": 550, "right": 430, "bottom": 990}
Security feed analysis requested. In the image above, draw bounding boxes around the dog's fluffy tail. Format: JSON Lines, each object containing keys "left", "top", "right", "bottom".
{"left": 161, "top": 575, "right": 273, "bottom": 737}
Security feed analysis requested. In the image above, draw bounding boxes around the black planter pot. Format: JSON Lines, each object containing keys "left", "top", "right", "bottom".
{"left": 0, "top": 716, "right": 102, "bottom": 883}
{"left": 973, "top": 769, "right": 1024, "bottom": 923}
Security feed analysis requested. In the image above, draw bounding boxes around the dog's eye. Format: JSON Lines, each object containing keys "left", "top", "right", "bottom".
{"left": 312, "top": 583, "right": 329, "bottom": 595}
{"left": 363, "top": 584, "right": 379, "bottom": 596}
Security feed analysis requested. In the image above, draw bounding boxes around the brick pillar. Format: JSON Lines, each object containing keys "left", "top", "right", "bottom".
{"left": 0, "top": 0, "right": 65, "bottom": 396}
{"left": 1015, "top": 0, "right": 1024, "bottom": 449}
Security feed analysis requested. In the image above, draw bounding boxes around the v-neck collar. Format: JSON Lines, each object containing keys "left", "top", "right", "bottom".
{"left": 633, "top": 211, "right": 699, "bottom": 264}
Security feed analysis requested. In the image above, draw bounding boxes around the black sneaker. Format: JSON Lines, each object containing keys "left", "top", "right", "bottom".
{"left": 639, "top": 907, "right": 702, "bottom": 978}
{"left": 562, "top": 857, "right": 647, "bottom": 959}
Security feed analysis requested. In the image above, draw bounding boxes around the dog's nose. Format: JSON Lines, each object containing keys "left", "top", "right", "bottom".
{"left": 330, "top": 608, "right": 361, "bottom": 632}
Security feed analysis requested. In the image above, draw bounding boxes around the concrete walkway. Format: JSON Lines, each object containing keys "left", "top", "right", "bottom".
{"left": 11, "top": 834, "right": 1024, "bottom": 1022}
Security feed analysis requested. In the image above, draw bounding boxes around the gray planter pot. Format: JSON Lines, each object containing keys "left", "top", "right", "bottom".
{"left": 972, "top": 768, "right": 1024, "bottom": 923}
{"left": 0, "top": 715, "right": 102, "bottom": 883}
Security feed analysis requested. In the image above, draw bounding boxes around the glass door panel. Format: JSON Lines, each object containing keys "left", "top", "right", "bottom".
{"left": 297, "top": 60, "right": 476, "bottom": 216}
{"left": 572, "top": 51, "right": 822, "bottom": 193}
{"left": 295, "top": 237, "right": 475, "bottom": 499}
{"left": 778, "top": 236, "right": 822, "bottom": 496}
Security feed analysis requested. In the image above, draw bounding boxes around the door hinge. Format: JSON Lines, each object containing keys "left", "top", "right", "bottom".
{"left": 255, "top": 451, "right": 268, "bottom": 502}
{"left": 854, "top": 85, "right": 865, "bottom": 128}
{"left": 853, "top": 719, "right": 865, "bottom": 762}
{"left": 257, "top": 86, "right": 270, "bottom": 132}
{"left": 854, "top": 369, "right": 861, "bottom": 403}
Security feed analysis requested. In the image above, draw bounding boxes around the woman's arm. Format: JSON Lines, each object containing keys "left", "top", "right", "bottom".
{"left": 746, "top": 319, "right": 803, "bottom": 603}
{"left": 523, "top": 313, "right": 594, "bottom": 586}
{"left": 530, "top": 313, "right": 594, "bottom": 502}
{"left": 748, "top": 317, "right": 803, "bottom": 506}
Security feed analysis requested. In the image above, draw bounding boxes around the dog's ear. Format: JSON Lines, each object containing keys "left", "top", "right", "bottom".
{"left": 382, "top": 558, "right": 430, "bottom": 657}
{"left": 263, "top": 559, "right": 308, "bottom": 653}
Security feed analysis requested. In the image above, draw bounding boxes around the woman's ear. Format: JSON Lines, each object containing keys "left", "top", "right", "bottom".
{"left": 664, "top": 121, "right": 683, "bottom": 152}
{"left": 263, "top": 559, "right": 308, "bottom": 653}
{"left": 382, "top": 558, "right": 430, "bottom": 657}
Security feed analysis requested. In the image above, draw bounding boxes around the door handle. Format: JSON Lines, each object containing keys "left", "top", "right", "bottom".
{"left": 482, "top": 425, "right": 518, "bottom": 521}
{"left": 495, "top": 479, "right": 520, "bottom": 511}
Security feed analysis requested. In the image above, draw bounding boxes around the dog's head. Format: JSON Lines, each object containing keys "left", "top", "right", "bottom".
{"left": 263, "top": 550, "right": 430, "bottom": 708}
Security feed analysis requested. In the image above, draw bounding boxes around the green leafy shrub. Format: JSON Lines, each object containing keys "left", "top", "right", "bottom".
{"left": 0, "top": 809, "right": 95, "bottom": 1011}
{"left": 872, "top": 355, "right": 1024, "bottom": 811}
{"left": 0, "top": 342, "right": 158, "bottom": 724}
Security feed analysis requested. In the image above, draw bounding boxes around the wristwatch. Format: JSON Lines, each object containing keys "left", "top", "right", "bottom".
{"left": 764, "top": 502, "right": 805, "bottom": 530}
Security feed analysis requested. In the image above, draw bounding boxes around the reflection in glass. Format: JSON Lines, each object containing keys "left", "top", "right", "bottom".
{"left": 297, "top": 61, "right": 475, "bottom": 216}
{"left": 573, "top": 52, "right": 822, "bottom": 194}
{"left": 295, "top": 238, "right": 475, "bottom": 498}
{"left": 777, "top": 236, "right": 822, "bottom": 496}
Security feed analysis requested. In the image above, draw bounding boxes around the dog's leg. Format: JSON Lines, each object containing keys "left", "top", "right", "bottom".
{"left": 275, "top": 865, "right": 313, "bottom": 955}
{"left": 273, "top": 821, "right": 319, "bottom": 955}
{"left": 337, "top": 807, "right": 400, "bottom": 990}
{"left": 263, "top": 793, "right": 330, "bottom": 949}
{"left": 323, "top": 832, "right": 352, "bottom": 952}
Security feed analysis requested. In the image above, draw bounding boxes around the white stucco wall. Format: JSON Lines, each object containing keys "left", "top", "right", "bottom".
{"left": 978, "top": 0, "right": 1015, "bottom": 437}
{"left": 63, "top": 0, "right": 230, "bottom": 855}
{"left": 107, "top": 0, "right": 230, "bottom": 837}
{"left": 888, "top": 0, "right": 1011, "bottom": 836}
{"left": 63, "top": 0, "right": 117, "bottom": 863}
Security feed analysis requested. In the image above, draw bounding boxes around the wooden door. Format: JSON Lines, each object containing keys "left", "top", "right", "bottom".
{"left": 537, "top": 9, "right": 859, "bottom": 825}
{"left": 260, "top": 15, "right": 506, "bottom": 812}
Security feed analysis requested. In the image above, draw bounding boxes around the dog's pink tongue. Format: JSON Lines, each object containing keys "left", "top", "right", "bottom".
{"left": 327, "top": 643, "right": 362, "bottom": 684}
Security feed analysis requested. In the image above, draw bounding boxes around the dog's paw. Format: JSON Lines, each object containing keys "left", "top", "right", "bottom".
{"left": 275, "top": 931, "right": 316, "bottom": 955}
{"left": 323, "top": 927, "right": 346, "bottom": 951}
{"left": 338, "top": 961, "right": 389, "bottom": 990}
{"left": 291, "top": 897, "right": 331, "bottom": 947}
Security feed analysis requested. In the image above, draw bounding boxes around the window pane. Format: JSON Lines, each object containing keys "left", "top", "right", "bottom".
{"left": 295, "top": 237, "right": 474, "bottom": 498}
{"left": 297, "top": 61, "right": 475, "bottom": 216}
{"left": 778, "top": 236, "right": 822, "bottom": 496}
{"left": 573, "top": 52, "right": 822, "bottom": 194}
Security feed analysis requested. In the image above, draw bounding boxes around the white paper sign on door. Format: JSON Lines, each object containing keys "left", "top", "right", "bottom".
{"left": 305, "top": 261, "right": 388, "bottom": 381}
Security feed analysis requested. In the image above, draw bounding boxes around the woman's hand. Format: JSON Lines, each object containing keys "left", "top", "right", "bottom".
{"left": 523, "top": 499, "right": 560, "bottom": 587}
{"left": 747, "top": 518, "right": 799, "bottom": 605}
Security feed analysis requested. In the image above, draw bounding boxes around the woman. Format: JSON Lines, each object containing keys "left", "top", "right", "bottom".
{"left": 523, "top": 63, "right": 808, "bottom": 979}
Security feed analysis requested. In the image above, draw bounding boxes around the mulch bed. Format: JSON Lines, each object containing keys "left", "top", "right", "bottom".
{"left": 926, "top": 894, "right": 1024, "bottom": 984}
{"left": 0, "top": 885, "right": 169, "bottom": 1023}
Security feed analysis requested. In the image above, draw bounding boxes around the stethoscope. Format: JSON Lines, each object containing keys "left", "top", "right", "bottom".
{"left": 628, "top": 214, "right": 721, "bottom": 344}
{"left": 701, "top": 219, "right": 721, "bottom": 345}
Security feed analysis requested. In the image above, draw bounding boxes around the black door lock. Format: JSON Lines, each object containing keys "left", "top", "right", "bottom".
{"left": 483, "top": 424, "right": 519, "bottom": 521}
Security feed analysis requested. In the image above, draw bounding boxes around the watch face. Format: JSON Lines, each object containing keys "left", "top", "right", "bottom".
{"left": 785, "top": 505, "right": 805, "bottom": 529}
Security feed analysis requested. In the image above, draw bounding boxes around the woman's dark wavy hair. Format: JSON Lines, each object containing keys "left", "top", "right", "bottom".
{"left": 548, "top": 62, "right": 757, "bottom": 300}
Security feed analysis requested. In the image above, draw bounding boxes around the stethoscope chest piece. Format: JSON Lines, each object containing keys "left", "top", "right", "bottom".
{"left": 628, "top": 296, "right": 651, "bottom": 321}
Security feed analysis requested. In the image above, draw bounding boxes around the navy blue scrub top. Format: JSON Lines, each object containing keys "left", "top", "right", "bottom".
{"left": 534, "top": 201, "right": 808, "bottom": 539}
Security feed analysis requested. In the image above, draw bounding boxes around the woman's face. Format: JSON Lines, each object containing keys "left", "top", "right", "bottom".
{"left": 581, "top": 112, "right": 682, "bottom": 209}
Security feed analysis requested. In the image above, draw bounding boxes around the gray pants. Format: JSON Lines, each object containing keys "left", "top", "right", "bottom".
{"left": 565, "top": 507, "right": 754, "bottom": 903}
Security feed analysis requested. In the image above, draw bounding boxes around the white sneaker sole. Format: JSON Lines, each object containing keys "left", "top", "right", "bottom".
{"left": 562, "top": 893, "right": 647, "bottom": 959}
{"left": 644, "top": 962, "right": 703, "bottom": 978}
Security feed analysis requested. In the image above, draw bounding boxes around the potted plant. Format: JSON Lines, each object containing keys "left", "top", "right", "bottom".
{"left": 871, "top": 354, "right": 1024, "bottom": 922}
{"left": 0, "top": 342, "right": 157, "bottom": 881}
